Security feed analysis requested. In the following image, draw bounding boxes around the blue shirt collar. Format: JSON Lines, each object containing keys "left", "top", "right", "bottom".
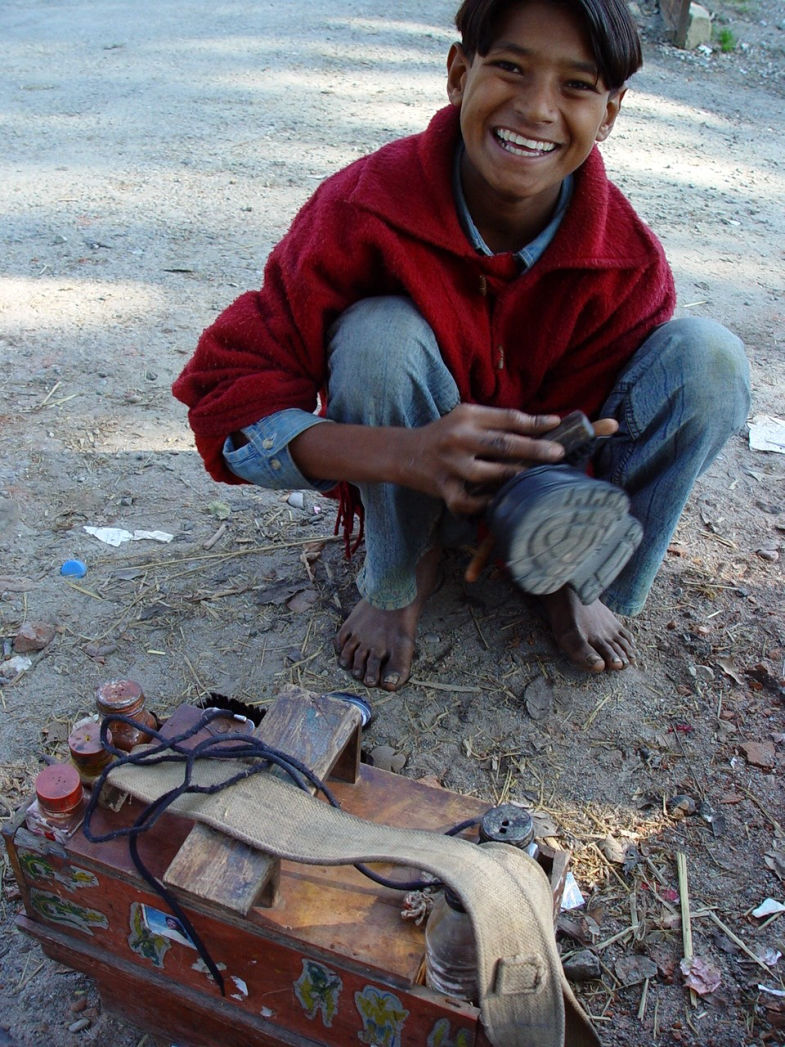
{"left": 452, "top": 143, "right": 573, "bottom": 267}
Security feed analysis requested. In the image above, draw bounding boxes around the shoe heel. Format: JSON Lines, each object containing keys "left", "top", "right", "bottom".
{"left": 487, "top": 466, "right": 642, "bottom": 604}
{"left": 567, "top": 516, "right": 643, "bottom": 604}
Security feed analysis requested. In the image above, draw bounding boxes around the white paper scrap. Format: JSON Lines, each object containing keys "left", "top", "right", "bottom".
{"left": 752, "top": 898, "right": 785, "bottom": 919}
{"left": 84, "top": 526, "right": 174, "bottom": 547}
{"left": 748, "top": 414, "right": 785, "bottom": 453}
{"left": 560, "top": 871, "right": 585, "bottom": 911}
{"left": 758, "top": 984, "right": 785, "bottom": 998}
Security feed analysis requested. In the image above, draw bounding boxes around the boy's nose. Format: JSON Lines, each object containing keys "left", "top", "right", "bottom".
{"left": 513, "top": 79, "right": 558, "bottom": 124}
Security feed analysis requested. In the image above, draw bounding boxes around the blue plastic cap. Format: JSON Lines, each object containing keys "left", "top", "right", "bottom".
{"left": 60, "top": 559, "right": 87, "bottom": 578}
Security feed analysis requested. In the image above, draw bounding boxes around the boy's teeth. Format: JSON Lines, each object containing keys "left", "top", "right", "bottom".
{"left": 496, "top": 129, "right": 556, "bottom": 154}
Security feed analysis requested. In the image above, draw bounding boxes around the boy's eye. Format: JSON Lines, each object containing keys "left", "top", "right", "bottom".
{"left": 493, "top": 60, "right": 521, "bottom": 74}
{"left": 566, "top": 79, "right": 598, "bottom": 92}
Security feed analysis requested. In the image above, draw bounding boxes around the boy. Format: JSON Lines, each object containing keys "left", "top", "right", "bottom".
{"left": 173, "top": 0, "right": 749, "bottom": 692}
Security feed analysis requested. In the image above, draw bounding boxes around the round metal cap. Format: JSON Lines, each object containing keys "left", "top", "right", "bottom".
{"left": 321, "top": 691, "right": 373, "bottom": 727}
{"left": 35, "top": 763, "right": 83, "bottom": 813}
{"left": 479, "top": 804, "right": 534, "bottom": 848}
{"left": 69, "top": 721, "right": 111, "bottom": 758}
{"left": 96, "top": 679, "right": 144, "bottom": 712}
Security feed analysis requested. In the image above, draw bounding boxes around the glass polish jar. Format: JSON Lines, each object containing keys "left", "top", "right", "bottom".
{"left": 95, "top": 679, "right": 156, "bottom": 751}
{"left": 68, "top": 720, "right": 114, "bottom": 785}
{"left": 424, "top": 804, "right": 540, "bottom": 1004}
{"left": 424, "top": 886, "right": 478, "bottom": 1003}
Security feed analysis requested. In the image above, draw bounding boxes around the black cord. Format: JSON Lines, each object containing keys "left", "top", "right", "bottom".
{"left": 83, "top": 709, "right": 485, "bottom": 992}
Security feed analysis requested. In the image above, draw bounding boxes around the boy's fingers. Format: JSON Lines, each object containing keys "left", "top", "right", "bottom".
{"left": 592, "top": 418, "right": 618, "bottom": 437}
{"left": 470, "top": 432, "right": 565, "bottom": 466}
{"left": 442, "top": 478, "right": 493, "bottom": 516}
{"left": 491, "top": 408, "right": 562, "bottom": 435}
{"left": 448, "top": 403, "right": 561, "bottom": 436}
{"left": 464, "top": 534, "right": 494, "bottom": 583}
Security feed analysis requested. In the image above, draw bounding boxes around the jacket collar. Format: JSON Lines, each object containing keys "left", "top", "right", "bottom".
{"left": 347, "top": 105, "right": 654, "bottom": 271}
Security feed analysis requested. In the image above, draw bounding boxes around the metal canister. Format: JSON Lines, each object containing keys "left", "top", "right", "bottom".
{"left": 479, "top": 804, "right": 538, "bottom": 856}
{"left": 25, "top": 763, "right": 86, "bottom": 842}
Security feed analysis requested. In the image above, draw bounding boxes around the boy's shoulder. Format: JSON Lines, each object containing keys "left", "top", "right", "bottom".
{"left": 560, "top": 148, "right": 669, "bottom": 271}
{"left": 310, "top": 109, "right": 456, "bottom": 200}
{"left": 297, "top": 107, "right": 462, "bottom": 241}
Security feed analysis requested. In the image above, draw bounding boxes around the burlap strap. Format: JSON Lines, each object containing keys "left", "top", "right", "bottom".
{"left": 109, "top": 758, "right": 599, "bottom": 1047}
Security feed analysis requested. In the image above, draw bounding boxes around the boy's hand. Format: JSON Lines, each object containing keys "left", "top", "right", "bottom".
{"left": 405, "top": 406, "right": 619, "bottom": 516}
{"left": 405, "top": 404, "right": 566, "bottom": 515}
{"left": 289, "top": 407, "right": 617, "bottom": 515}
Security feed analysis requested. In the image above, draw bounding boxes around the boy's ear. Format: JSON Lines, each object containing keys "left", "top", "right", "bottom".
{"left": 446, "top": 42, "right": 470, "bottom": 107}
{"left": 595, "top": 86, "right": 627, "bottom": 143}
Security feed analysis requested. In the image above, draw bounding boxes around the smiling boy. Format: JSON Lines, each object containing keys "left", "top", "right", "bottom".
{"left": 173, "top": 0, "right": 749, "bottom": 691}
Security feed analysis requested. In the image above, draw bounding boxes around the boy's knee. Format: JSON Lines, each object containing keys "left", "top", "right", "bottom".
{"left": 328, "top": 296, "right": 436, "bottom": 383}
{"left": 327, "top": 296, "right": 458, "bottom": 426}
{"left": 658, "top": 317, "right": 750, "bottom": 423}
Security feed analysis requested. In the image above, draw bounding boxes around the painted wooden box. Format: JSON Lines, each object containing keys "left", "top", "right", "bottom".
{"left": 3, "top": 694, "right": 567, "bottom": 1047}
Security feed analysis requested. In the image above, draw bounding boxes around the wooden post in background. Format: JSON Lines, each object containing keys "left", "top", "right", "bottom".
{"left": 660, "top": 0, "right": 693, "bottom": 48}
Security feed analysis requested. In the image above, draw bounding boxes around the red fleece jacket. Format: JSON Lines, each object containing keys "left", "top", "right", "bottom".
{"left": 173, "top": 105, "right": 675, "bottom": 486}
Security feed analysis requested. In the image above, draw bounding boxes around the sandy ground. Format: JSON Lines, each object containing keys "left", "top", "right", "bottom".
{"left": 1, "top": 0, "right": 784, "bottom": 1044}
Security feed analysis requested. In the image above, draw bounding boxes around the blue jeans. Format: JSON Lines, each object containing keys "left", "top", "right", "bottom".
{"left": 326, "top": 297, "right": 750, "bottom": 615}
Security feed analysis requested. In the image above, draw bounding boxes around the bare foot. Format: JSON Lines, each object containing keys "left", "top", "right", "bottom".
{"left": 540, "top": 586, "right": 635, "bottom": 672}
{"left": 335, "top": 548, "right": 441, "bottom": 691}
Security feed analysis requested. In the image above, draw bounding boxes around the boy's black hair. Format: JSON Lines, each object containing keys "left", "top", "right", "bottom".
{"left": 454, "top": 0, "right": 643, "bottom": 90}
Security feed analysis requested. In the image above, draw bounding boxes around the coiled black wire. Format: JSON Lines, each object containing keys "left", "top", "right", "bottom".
{"left": 82, "top": 709, "right": 483, "bottom": 994}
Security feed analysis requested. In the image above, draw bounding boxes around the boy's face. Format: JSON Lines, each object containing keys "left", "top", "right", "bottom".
{"left": 447, "top": 1, "right": 624, "bottom": 235}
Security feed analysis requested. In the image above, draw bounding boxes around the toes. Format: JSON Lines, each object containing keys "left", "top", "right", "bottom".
{"left": 587, "top": 637, "right": 629, "bottom": 671}
{"left": 351, "top": 646, "right": 370, "bottom": 681}
{"left": 598, "top": 631, "right": 635, "bottom": 669}
{"left": 617, "top": 633, "right": 636, "bottom": 662}
{"left": 334, "top": 600, "right": 419, "bottom": 691}
{"left": 596, "top": 639, "right": 624, "bottom": 668}
{"left": 596, "top": 634, "right": 639, "bottom": 670}
{"left": 381, "top": 658, "right": 409, "bottom": 691}
{"left": 363, "top": 652, "right": 383, "bottom": 688}
{"left": 381, "top": 639, "right": 415, "bottom": 691}
{"left": 558, "top": 629, "right": 605, "bottom": 672}
{"left": 334, "top": 619, "right": 353, "bottom": 655}
{"left": 337, "top": 634, "right": 359, "bottom": 670}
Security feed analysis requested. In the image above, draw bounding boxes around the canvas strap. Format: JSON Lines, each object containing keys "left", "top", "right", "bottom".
{"left": 109, "top": 757, "right": 599, "bottom": 1047}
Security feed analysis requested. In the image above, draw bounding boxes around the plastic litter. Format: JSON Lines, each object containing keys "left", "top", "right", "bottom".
{"left": 748, "top": 414, "right": 785, "bottom": 453}
{"left": 60, "top": 559, "right": 87, "bottom": 578}
{"left": 84, "top": 527, "right": 174, "bottom": 547}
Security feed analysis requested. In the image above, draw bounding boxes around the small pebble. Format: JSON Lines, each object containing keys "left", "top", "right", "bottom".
{"left": 756, "top": 546, "right": 779, "bottom": 562}
{"left": 13, "top": 621, "right": 56, "bottom": 653}
{"left": 667, "top": 794, "right": 697, "bottom": 818}
{"left": 369, "top": 744, "right": 406, "bottom": 773}
{"left": 563, "top": 949, "right": 601, "bottom": 982}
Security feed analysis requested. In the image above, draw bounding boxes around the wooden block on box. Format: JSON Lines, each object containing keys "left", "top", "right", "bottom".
{"left": 162, "top": 685, "right": 362, "bottom": 914}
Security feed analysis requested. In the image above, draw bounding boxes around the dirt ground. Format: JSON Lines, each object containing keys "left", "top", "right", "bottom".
{"left": 1, "top": 0, "right": 784, "bottom": 1044}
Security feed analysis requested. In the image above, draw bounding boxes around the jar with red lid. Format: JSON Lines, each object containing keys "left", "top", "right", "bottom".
{"left": 95, "top": 679, "right": 156, "bottom": 752}
{"left": 25, "top": 763, "right": 86, "bottom": 843}
{"left": 68, "top": 720, "right": 115, "bottom": 784}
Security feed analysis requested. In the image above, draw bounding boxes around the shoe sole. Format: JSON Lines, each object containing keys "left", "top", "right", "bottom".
{"left": 488, "top": 466, "right": 643, "bottom": 605}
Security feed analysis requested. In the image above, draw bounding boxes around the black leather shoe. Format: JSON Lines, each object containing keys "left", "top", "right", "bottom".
{"left": 487, "top": 465, "right": 642, "bottom": 605}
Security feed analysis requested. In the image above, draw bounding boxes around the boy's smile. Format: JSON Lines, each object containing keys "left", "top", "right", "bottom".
{"left": 447, "top": 0, "right": 624, "bottom": 253}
